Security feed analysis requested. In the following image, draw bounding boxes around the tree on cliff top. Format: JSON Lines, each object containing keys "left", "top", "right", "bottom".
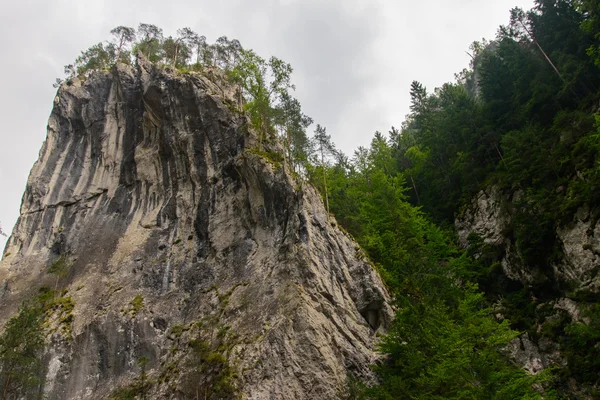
{"left": 110, "top": 26, "right": 136, "bottom": 63}
{"left": 229, "top": 49, "right": 296, "bottom": 144}
{"left": 134, "top": 23, "right": 164, "bottom": 63}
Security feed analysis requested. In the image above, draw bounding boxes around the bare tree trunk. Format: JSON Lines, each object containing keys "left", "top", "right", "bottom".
{"left": 518, "top": 20, "right": 565, "bottom": 83}
{"left": 286, "top": 129, "right": 292, "bottom": 167}
{"left": 117, "top": 35, "right": 125, "bottom": 63}
{"left": 259, "top": 120, "right": 265, "bottom": 150}
{"left": 2, "top": 375, "right": 11, "bottom": 400}
{"left": 321, "top": 146, "right": 329, "bottom": 216}
{"left": 173, "top": 43, "right": 179, "bottom": 67}
{"left": 410, "top": 175, "right": 420, "bottom": 204}
{"left": 493, "top": 142, "right": 504, "bottom": 161}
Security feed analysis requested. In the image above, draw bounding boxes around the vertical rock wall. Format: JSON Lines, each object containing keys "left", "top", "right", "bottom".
{"left": 0, "top": 56, "right": 391, "bottom": 399}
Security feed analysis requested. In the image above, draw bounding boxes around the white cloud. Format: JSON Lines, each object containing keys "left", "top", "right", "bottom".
{"left": 0, "top": 0, "right": 534, "bottom": 249}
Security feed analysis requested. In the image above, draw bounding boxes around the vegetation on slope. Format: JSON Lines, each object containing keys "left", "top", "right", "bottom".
{"left": 0, "top": 287, "right": 75, "bottom": 399}
{"left": 321, "top": 0, "right": 600, "bottom": 397}
{"left": 3, "top": 1, "right": 600, "bottom": 396}
{"left": 321, "top": 132, "right": 556, "bottom": 399}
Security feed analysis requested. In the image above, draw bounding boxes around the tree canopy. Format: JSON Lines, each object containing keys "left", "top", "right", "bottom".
{"left": 59, "top": 24, "right": 315, "bottom": 168}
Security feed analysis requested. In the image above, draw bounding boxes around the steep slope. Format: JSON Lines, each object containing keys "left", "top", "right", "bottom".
{"left": 0, "top": 55, "right": 391, "bottom": 399}
{"left": 456, "top": 185, "right": 600, "bottom": 299}
{"left": 456, "top": 185, "right": 600, "bottom": 397}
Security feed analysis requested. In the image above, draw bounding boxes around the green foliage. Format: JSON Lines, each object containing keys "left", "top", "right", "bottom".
{"left": 580, "top": 0, "right": 600, "bottom": 67}
{"left": 47, "top": 255, "right": 71, "bottom": 292}
{"left": 120, "top": 293, "right": 145, "bottom": 319}
{"left": 109, "top": 384, "right": 145, "bottom": 400}
{"left": 161, "top": 320, "right": 240, "bottom": 399}
{"left": 62, "top": 24, "right": 314, "bottom": 176}
{"left": 246, "top": 147, "right": 284, "bottom": 168}
{"left": 337, "top": 373, "right": 367, "bottom": 400}
{"left": 333, "top": 1, "right": 600, "bottom": 396}
{"left": 0, "top": 288, "right": 80, "bottom": 398}
{"left": 110, "top": 26, "right": 136, "bottom": 58}
{"left": 557, "top": 304, "right": 600, "bottom": 388}
{"left": 161, "top": 36, "right": 190, "bottom": 68}
{"left": 228, "top": 49, "right": 301, "bottom": 146}
{"left": 64, "top": 24, "right": 244, "bottom": 77}
{"left": 274, "top": 92, "right": 314, "bottom": 172}
{"left": 131, "top": 294, "right": 144, "bottom": 315}
{"left": 390, "top": 1, "right": 600, "bottom": 228}
{"left": 133, "top": 23, "right": 163, "bottom": 63}
{"left": 0, "top": 301, "right": 46, "bottom": 399}
{"left": 47, "top": 255, "right": 70, "bottom": 278}
{"left": 53, "top": 3, "right": 600, "bottom": 396}
{"left": 74, "top": 42, "right": 118, "bottom": 77}
{"left": 122, "top": 294, "right": 145, "bottom": 319}
{"left": 109, "top": 356, "right": 152, "bottom": 399}
{"left": 34, "top": 287, "right": 75, "bottom": 340}
{"left": 180, "top": 338, "right": 237, "bottom": 400}
{"left": 314, "top": 125, "right": 549, "bottom": 398}
{"left": 168, "top": 324, "right": 188, "bottom": 340}
{"left": 309, "top": 124, "right": 338, "bottom": 213}
{"left": 367, "top": 286, "right": 553, "bottom": 400}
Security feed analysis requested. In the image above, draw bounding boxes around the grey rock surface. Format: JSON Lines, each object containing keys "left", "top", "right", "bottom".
{"left": 0, "top": 56, "right": 391, "bottom": 399}
{"left": 556, "top": 208, "right": 600, "bottom": 292}
{"left": 456, "top": 185, "right": 600, "bottom": 396}
{"left": 504, "top": 333, "right": 559, "bottom": 375}
{"left": 455, "top": 186, "right": 536, "bottom": 283}
{"left": 457, "top": 187, "right": 600, "bottom": 292}
{"left": 455, "top": 186, "right": 510, "bottom": 248}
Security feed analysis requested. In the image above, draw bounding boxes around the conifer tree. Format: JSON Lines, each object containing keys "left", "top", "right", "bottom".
{"left": 135, "top": 23, "right": 163, "bottom": 62}
{"left": 312, "top": 124, "right": 336, "bottom": 215}
{"left": 110, "top": 26, "right": 136, "bottom": 62}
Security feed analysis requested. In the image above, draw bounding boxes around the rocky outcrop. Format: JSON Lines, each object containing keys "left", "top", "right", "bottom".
{"left": 456, "top": 184, "right": 600, "bottom": 397}
{"left": 556, "top": 206, "right": 600, "bottom": 293}
{"left": 456, "top": 185, "right": 600, "bottom": 292}
{"left": 0, "top": 56, "right": 391, "bottom": 399}
{"left": 455, "top": 186, "right": 536, "bottom": 284}
{"left": 504, "top": 333, "right": 562, "bottom": 375}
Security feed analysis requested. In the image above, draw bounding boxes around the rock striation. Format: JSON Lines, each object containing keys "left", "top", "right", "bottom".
{"left": 0, "top": 55, "right": 391, "bottom": 399}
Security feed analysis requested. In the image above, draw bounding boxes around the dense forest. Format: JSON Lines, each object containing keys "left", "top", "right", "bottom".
{"left": 3, "top": 0, "right": 600, "bottom": 398}
{"left": 325, "top": 0, "right": 600, "bottom": 398}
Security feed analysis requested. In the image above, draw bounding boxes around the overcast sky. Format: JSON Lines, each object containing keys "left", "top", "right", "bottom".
{"left": 0, "top": 0, "right": 535, "bottom": 249}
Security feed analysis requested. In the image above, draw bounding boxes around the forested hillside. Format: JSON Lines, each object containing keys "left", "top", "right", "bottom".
{"left": 321, "top": 0, "right": 600, "bottom": 398}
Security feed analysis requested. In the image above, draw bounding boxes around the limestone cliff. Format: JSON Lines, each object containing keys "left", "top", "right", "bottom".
{"left": 456, "top": 185, "right": 599, "bottom": 397}
{"left": 456, "top": 186, "right": 600, "bottom": 292}
{"left": 0, "top": 55, "right": 391, "bottom": 399}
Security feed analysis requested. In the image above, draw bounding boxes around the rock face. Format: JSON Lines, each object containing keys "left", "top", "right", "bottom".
{"left": 556, "top": 208, "right": 600, "bottom": 293}
{"left": 0, "top": 56, "right": 391, "bottom": 399}
{"left": 456, "top": 185, "right": 600, "bottom": 292}
{"left": 456, "top": 185, "right": 600, "bottom": 397}
{"left": 455, "top": 186, "right": 535, "bottom": 283}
